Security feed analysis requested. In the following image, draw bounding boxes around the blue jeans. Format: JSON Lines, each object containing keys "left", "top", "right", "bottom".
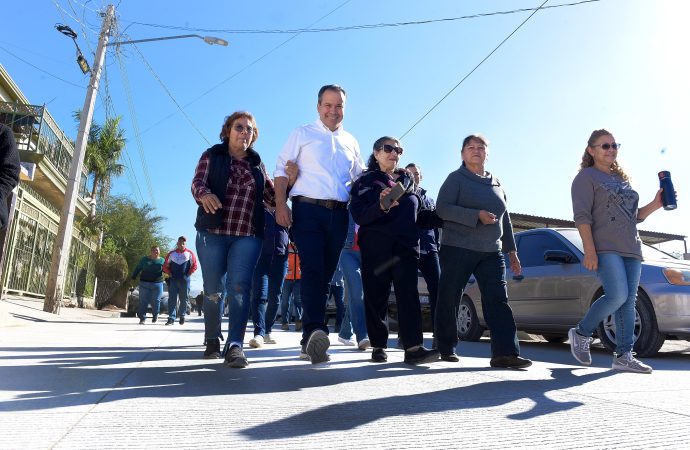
{"left": 196, "top": 231, "right": 262, "bottom": 348}
{"left": 291, "top": 201, "right": 348, "bottom": 344}
{"left": 576, "top": 253, "right": 641, "bottom": 355}
{"left": 251, "top": 253, "right": 288, "bottom": 336}
{"left": 138, "top": 281, "right": 163, "bottom": 320}
{"left": 167, "top": 277, "right": 190, "bottom": 321}
{"left": 280, "top": 279, "right": 302, "bottom": 323}
{"left": 338, "top": 249, "right": 368, "bottom": 343}
{"left": 435, "top": 245, "right": 520, "bottom": 357}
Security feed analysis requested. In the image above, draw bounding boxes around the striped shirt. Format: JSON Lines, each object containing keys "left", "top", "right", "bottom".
{"left": 192, "top": 151, "right": 275, "bottom": 236}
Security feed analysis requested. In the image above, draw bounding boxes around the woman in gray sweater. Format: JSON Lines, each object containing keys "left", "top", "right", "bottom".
{"left": 434, "top": 134, "right": 531, "bottom": 369}
{"left": 568, "top": 129, "right": 665, "bottom": 373}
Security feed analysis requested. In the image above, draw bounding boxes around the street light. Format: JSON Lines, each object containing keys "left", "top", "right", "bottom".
{"left": 108, "top": 34, "right": 229, "bottom": 47}
{"left": 44, "top": 5, "right": 228, "bottom": 313}
{"left": 55, "top": 24, "right": 91, "bottom": 74}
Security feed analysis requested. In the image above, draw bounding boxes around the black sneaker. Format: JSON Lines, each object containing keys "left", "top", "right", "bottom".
{"left": 138, "top": 318, "right": 145, "bottom": 325}
{"left": 490, "top": 355, "right": 532, "bottom": 369}
{"left": 224, "top": 345, "right": 248, "bottom": 368}
{"left": 404, "top": 346, "right": 440, "bottom": 365}
{"left": 152, "top": 315, "right": 158, "bottom": 323}
{"left": 441, "top": 353, "right": 460, "bottom": 362}
{"left": 165, "top": 319, "right": 174, "bottom": 326}
{"left": 371, "top": 348, "right": 388, "bottom": 363}
{"left": 179, "top": 316, "right": 185, "bottom": 325}
{"left": 203, "top": 338, "right": 221, "bottom": 359}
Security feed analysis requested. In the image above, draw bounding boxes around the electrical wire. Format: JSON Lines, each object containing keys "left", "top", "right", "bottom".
{"left": 400, "top": 0, "right": 551, "bottom": 139}
{"left": 0, "top": 46, "right": 84, "bottom": 89}
{"left": 122, "top": 1, "right": 599, "bottom": 34}
{"left": 139, "top": 0, "right": 353, "bottom": 136}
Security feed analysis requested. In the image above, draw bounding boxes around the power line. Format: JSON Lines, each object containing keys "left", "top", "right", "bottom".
{"left": 122, "top": 1, "right": 599, "bottom": 34}
{"left": 0, "top": 46, "right": 84, "bottom": 88}
{"left": 139, "top": 0, "right": 353, "bottom": 137}
{"left": 400, "top": 0, "right": 551, "bottom": 140}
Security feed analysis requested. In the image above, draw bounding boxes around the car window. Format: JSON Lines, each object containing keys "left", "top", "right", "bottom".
{"left": 517, "top": 233, "right": 574, "bottom": 267}
{"left": 558, "top": 228, "right": 679, "bottom": 260}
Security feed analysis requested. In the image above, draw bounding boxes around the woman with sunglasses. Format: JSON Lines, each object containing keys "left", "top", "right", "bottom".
{"left": 569, "top": 129, "right": 666, "bottom": 373}
{"left": 192, "top": 111, "right": 293, "bottom": 368}
{"left": 349, "top": 136, "right": 440, "bottom": 365}
{"left": 435, "top": 134, "right": 532, "bottom": 368}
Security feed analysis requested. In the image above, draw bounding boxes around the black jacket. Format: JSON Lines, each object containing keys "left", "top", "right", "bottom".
{"left": 194, "top": 143, "right": 267, "bottom": 238}
{"left": 0, "top": 124, "right": 20, "bottom": 229}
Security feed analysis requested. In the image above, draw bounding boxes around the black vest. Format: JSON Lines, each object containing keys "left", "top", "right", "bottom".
{"left": 194, "top": 143, "right": 266, "bottom": 238}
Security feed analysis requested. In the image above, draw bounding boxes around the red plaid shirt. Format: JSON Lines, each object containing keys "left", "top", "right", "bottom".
{"left": 191, "top": 151, "right": 275, "bottom": 236}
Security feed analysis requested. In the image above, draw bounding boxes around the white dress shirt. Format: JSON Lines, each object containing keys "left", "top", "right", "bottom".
{"left": 275, "top": 119, "right": 365, "bottom": 202}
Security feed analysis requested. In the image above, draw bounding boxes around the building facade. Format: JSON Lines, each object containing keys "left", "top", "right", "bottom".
{"left": 0, "top": 64, "right": 98, "bottom": 305}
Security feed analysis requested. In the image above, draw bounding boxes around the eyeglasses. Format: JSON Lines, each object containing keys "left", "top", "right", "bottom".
{"left": 592, "top": 143, "right": 620, "bottom": 150}
{"left": 230, "top": 124, "right": 254, "bottom": 134}
{"left": 379, "top": 144, "right": 404, "bottom": 155}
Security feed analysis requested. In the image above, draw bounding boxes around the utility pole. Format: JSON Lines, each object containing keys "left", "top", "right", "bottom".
{"left": 44, "top": 5, "right": 115, "bottom": 313}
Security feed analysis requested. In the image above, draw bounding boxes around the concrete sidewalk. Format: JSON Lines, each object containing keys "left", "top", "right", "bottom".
{"left": 1, "top": 297, "right": 689, "bottom": 449}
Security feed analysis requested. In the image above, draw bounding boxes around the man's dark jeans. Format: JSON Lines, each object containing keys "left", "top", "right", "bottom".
{"left": 291, "top": 201, "right": 348, "bottom": 344}
{"left": 418, "top": 251, "right": 440, "bottom": 331}
{"left": 251, "top": 252, "right": 288, "bottom": 336}
{"left": 435, "top": 245, "right": 520, "bottom": 358}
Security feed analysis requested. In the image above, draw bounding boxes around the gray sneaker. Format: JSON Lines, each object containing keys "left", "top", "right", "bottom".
{"left": 612, "top": 352, "right": 653, "bottom": 374}
{"left": 568, "top": 327, "right": 592, "bottom": 365}
{"left": 305, "top": 329, "right": 330, "bottom": 364}
{"left": 224, "top": 345, "right": 248, "bottom": 368}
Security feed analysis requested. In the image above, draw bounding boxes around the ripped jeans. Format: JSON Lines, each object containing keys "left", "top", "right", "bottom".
{"left": 196, "top": 231, "right": 262, "bottom": 348}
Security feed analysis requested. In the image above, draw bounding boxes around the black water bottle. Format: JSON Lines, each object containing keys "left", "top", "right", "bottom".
{"left": 658, "top": 171, "right": 677, "bottom": 210}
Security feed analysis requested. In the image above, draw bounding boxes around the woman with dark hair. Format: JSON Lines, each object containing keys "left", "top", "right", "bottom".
{"left": 349, "top": 136, "right": 439, "bottom": 365}
{"left": 569, "top": 129, "right": 667, "bottom": 373}
{"left": 435, "top": 134, "right": 531, "bottom": 368}
{"left": 192, "top": 111, "right": 286, "bottom": 368}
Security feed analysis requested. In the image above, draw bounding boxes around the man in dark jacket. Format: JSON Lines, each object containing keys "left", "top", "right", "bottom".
{"left": 163, "top": 236, "right": 198, "bottom": 325}
{"left": 0, "top": 124, "right": 21, "bottom": 231}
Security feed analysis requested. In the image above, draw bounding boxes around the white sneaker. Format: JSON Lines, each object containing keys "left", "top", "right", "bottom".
{"left": 357, "top": 338, "right": 371, "bottom": 351}
{"left": 248, "top": 335, "right": 264, "bottom": 348}
{"left": 263, "top": 333, "right": 276, "bottom": 344}
{"left": 612, "top": 352, "right": 653, "bottom": 374}
{"left": 338, "top": 336, "right": 356, "bottom": 346}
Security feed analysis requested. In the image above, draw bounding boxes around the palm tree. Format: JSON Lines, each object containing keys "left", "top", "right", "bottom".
{"left": 79, "top": 114, "right": 126, "bottom": 216}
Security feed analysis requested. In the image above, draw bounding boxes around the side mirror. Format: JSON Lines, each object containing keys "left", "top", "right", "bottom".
{"left": 544, "top": 250, "right": 577, "bottom": 264}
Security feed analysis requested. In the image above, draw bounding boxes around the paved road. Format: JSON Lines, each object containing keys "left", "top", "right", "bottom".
{"left": 1, "top": 297, "right": 689, "bottom": 449}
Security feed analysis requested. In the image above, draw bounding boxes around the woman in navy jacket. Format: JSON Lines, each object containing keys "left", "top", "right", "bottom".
{"left": 349, "top": 136, "right": 439, "bottom": 365}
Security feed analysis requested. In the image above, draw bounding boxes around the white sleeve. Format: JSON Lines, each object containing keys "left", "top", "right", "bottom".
{"left": 274, "top": 127, "right": 302, "bottom": 178}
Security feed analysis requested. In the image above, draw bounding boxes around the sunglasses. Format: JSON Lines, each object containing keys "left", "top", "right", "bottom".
{"left": 592, "top": 143, "right": 620, "bottom": 150}
{"left": 230, "top": 124, "right": 254, "bottom": 134}
{"left": 379, "top": 144, "right": 404, "bottom": 155}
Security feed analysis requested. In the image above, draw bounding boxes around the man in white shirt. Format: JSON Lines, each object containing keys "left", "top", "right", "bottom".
{"left": 274, "top": 85, "right": 365, "bottom": 364}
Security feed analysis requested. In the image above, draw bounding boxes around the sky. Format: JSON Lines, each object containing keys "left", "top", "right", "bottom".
{"left": 2, "top": 0, "right": 689, "bottom": 291}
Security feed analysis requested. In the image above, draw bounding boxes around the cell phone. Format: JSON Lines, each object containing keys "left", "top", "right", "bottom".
{"left": 381, "top": 181, "right": 406, "bottom": 210}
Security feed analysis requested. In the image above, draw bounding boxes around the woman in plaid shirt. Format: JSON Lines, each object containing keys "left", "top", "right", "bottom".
{"left": 191, "top": 111, "right": 279, "bottom": 367}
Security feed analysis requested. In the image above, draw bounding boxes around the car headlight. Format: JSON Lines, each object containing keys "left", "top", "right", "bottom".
{"left": 662, "top": 268, "right": 690, "bottom": 285}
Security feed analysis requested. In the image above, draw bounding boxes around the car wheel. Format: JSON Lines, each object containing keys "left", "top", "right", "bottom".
{"left": 457, "top": 296, "right": 484, "bottom": 341}
{"left": 541, "top": 334, "right": 567, "bottom": 343}
{"left": 596, "top": 291, "right": 665, "bottom": 357}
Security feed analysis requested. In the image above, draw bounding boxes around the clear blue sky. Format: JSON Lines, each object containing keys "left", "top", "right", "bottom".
{"left": 2, "top": 0, "right": 689, "bottom": 291}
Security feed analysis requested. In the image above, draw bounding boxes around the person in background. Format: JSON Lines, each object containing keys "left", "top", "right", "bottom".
{"left": 435, "top": 134, "right": 531, "bottom": 368}
{"left": 0, "top": 124, "right": 20, "bottom": 234}
{"left": 569, "top": 129, "right": 667, "bottom": 374}
{"left": 326, "top": 260, "right": 345, "bottom": 333}
{"left": 249, "top": 206, "right": 289, "bottom": 347}
{"left": 163, "top": 236, "right": 198, "bottom": 325}
{"left": 337, "top": 212, "right": 370, "bottom": 351}
{"left": 280, "top": 241, "right": 303, "bottom": 333}
{"left": 274, "top": 85, "right": 366, "bottom": 364}
{"left": 350, "top": 136, "right": 440, "bottom": 365}
{"left": 194, "top": 291, "right": 204, "bottom": 316}
{"left": 404, "top": 162, "right": 441, "bottom": 349}
{"left": 131, "top": 246, "right": 165, "bottom": 324}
